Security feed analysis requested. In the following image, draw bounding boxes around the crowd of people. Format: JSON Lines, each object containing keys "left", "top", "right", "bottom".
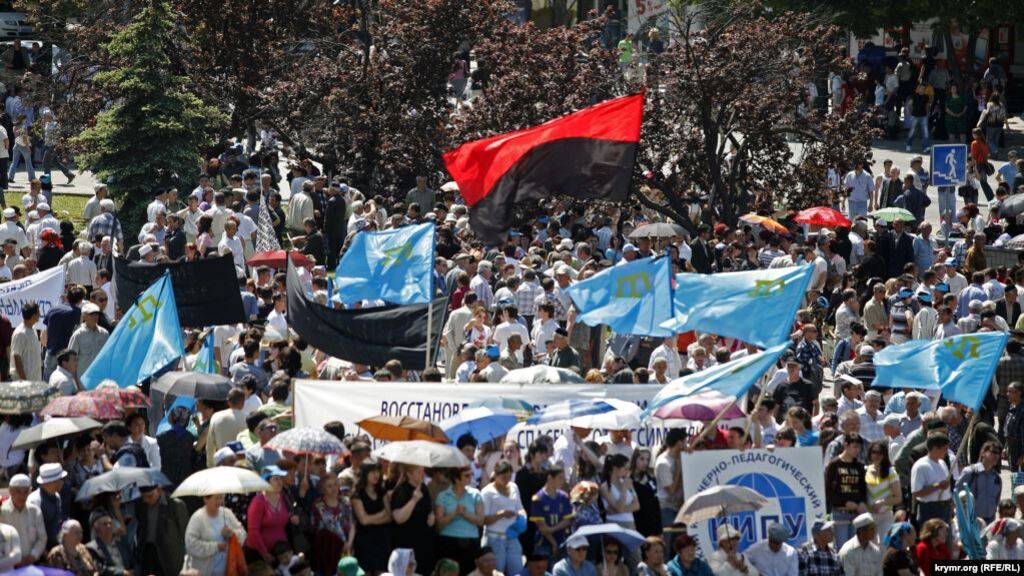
{"left": 0, "top": 28, "right": 1017, "bottom": 576}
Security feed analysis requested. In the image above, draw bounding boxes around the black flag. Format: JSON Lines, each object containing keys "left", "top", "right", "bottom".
{"left": 113, "top": 255, "right": 246, "bottom": 327}
{"left": 286, "top": 259, "right": 447, "bottom": 370}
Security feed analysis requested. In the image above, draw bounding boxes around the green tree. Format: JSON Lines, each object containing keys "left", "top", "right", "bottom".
{"left": 72, "top": 0, "right": 224, "bottom": 230}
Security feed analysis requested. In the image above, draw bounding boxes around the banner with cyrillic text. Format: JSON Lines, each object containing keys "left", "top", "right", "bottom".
{"left": 681, "top": 447, "right": 826, "bottom": 559}
{"left": 0, "top": 265, "right": 64, "bottom": 327}
{"left": 293, "top": 380, "right": 743, "bottom": 449}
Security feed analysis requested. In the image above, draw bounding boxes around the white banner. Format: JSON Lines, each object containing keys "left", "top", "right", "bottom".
{"left": 292, "top": 380, "right": 741, "bottom": 450}
{"left": 680, "top": 447, "right": 826, "bottom": 559}
{"left": 0, "top": 266, "right": 65, "bottom": 327}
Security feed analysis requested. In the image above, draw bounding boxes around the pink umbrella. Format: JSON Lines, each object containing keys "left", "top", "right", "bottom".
{"left": 652, "top": 391, "right": 746, "bottom": 421}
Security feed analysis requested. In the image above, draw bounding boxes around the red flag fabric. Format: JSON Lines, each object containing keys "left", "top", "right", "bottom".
{"left": 443, "top": 93, "right": 644, "bottom": 243}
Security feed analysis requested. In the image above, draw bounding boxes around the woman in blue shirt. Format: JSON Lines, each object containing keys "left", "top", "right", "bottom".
{"left": 666, "top": 534, "right": 713, "bottom": 576}
{"left": 435, "top": 467, "right": 485, "bottom": 576}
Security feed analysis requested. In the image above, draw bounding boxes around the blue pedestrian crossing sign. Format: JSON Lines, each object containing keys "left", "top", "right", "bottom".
{"left": 931, "top": 144, "right": 968, "bottom": 187}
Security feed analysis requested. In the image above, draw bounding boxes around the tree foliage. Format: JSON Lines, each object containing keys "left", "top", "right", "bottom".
{"left": 71, "top": 0, "right": 224, "bottom": 229}
{"left": 631, "top": 1, "right": 876, "bottom": 228}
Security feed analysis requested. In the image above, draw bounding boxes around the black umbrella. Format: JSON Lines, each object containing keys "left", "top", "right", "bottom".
{"left": 0, "top": 381, "right": 60, "bottom": 414}
{"left": 75, "top": 468, "right": 171, "bottom": 502}
{"left": 152, "top": 371, "right": 233, "bottom": 401}
{"left": 627, "top": 222, "right": 688, "bottom": 240}
{"left": 1001, "top": 195, "right": 1024, "bottom": 219}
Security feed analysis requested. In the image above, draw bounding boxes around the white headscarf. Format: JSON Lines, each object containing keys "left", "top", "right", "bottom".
{"left": 386, "top": 548, "right": 415, "bottom": 576}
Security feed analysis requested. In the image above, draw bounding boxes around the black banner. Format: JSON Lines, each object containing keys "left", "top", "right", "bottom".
{"left": 113, "top": 256, "right": 246, "bottom": 327}
{"left": 286, "top": 259, "right": 446, "bottom": 370}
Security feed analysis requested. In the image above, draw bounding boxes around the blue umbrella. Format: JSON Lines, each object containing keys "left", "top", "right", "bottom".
{"left": 439, "top": 407, "right": 518, "bottom": 445}
{"left": 526, "top": 399, "right": 615, "bottom": 426}
{"left": 570, "top": 523, "right": 646, "bottom": 550}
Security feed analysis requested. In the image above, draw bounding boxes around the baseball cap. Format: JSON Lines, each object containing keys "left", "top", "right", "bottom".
{"left": 934, "top": 282, "right": 950, "bottom": 293}
{"left": 566, "top": 534, "right": 589, "bottom": 549}
{"left": 486, "top": 345, "right": 500, "bottom": 359}
{"left": 811, "top": 517, "right": 835, "bottom": 534}
{"left": 898, "top": 287, "right": 914, "bottom": 298}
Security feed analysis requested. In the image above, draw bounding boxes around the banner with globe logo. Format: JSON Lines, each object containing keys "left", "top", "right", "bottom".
{"left": 681, "top": 447, "right": 827, "bottom": 558}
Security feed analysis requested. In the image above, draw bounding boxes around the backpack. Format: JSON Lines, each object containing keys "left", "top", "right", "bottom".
{"left": 114, "top": 443, "right": 151, "bottom": 469}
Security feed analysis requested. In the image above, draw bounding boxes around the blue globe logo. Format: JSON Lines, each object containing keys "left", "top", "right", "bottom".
{"left": 705, "top": 472, "right": 807, "bottom": 552}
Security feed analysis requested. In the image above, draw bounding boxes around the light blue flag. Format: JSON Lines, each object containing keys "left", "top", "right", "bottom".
{"left": 873, "top": 332, "right": 1008, "bottom": 410}
{"left": 565, "top": 257, "right": 674, "bottom": 337}
{"left": 661, "top": 265, "right": 814, "bottom": 347}
{"left": 334, "top": 222, "right": 435, "bottom": 305}
{"left": 643, "top": 342, "right": 791, "bottom": 419}
{"left": 81, "top": 272, "right": 185, "bottom": 389}
{"left": 157, "top": 331, "right": 213, "bottom": 434}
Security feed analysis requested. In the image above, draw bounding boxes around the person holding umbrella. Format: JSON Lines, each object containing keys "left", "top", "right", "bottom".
{"left": 708, "top": 524, "right": 758, "bottom": 576}
{"left": 184, "top": 491, "right": 247, "bottom": 575}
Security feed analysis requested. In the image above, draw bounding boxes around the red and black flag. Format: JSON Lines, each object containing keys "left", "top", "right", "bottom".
{"left": 443, "top": 93, "right": 644, "bottom": 244}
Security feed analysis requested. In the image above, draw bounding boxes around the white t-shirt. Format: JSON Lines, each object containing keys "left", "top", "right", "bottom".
{"left": 480, "top": 482, "right": 524, "bottom": 536}
{"left": 492, "top": 321, "right": 529, "bottom": 363}
{"left": 911, "top": 456, "right": 951, "bottom": 502}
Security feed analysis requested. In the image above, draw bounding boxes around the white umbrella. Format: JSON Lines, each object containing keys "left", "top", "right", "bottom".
{"left": 12, "top": 417, "right": 103, "bottom": 450}
{"left": 500, "top": 365, "right": 585, "bottom": 384}
{"left": 570, "top": 399, "right": 641, "bottom": 430}
{"left": 373, "top": 440, "right": 470, "bottom": 468}
{"left": 172, "top": 467, "right": 271, "bottom": 498}
{"left": 675, "top": 485, "right": 770, "bottom": 524}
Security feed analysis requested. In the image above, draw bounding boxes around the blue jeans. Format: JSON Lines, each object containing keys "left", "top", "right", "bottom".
{"left": 833, "top": 510, "right": 855, "bottom": 548}
{"left": 906, "top": 116, "right": 930, "bottom": 150}
{"left": 7, "top": 144, "right": 33, "bottom": 181}
{"left": 484, "top": 534, "right": 523, "bottom": 576}
{"left": 938, "top": 187, "right": 956, "bottom": 237}
{"left": 986, "top": 126, "right": 1003, "bottom": 156}
{"left": 848, "top": 200, "right": 868, "bottom": 219}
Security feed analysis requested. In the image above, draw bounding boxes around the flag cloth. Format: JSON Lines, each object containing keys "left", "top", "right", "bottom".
{"left": 661, "top": 265, "right": 815, "bottom": 348}
{"left": 287, "top": 259, "right": 448, "bottom": 370}
{"left": 114, "top": 255, "right": 245, "bottom": 327}
{"left": 643, "top": 342, "right": 791, "bottom": 419}
{"left": 255, "top": 197, "right": 281, "bottom": 253}
{"left": 873, "top": 332, "right": 1008, "bottom": 410}
{"left": 335, "top": 222, "right": 435, "bottom": 305}
{"left": 565, "top": 256, "right": 673, "bottom": 337}
{"left": 443, "top": 93, "right": 643, "bottom": 244}
{"left": 82, "top": 272, "right": 185, "bottom": 389}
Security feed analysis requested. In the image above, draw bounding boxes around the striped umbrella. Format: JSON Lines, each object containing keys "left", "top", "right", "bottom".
{"left": 264, "top": 427, "right": 348, "bottom": 456}
{"left": 526, "top": 399, "right": 615, "bottom": 426}
{"left": 465, "top": 397, "right": 535, "bottom": 421}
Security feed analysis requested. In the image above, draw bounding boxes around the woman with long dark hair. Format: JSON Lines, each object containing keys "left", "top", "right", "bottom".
{"left": 630, "top": 448, "right": 661, "bottom": 537}
{"left": 352, "top": 461, "right": 392, "bottom": 575}
{"left": 866, "top": 439, "right": 901, "bottom": 540}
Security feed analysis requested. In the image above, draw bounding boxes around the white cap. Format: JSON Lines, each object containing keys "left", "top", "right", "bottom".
{"left": 565, "top": 534, "right": 589, "bottom": 549}
{"left": 36, "top": 203, "right": 50, "bottom": 212}
{"left": 93, "top": 182, "right": 107, "bottom": 192}
{"left": 214, "top": 447, "right": 236, "bottom": 465}
{"left": 8, "top": 474, "right": 29, "bottom": 489}
{"left": 2, "top": 208, "right": 14, "bottom": 218}
{"left": 717, "top": 524, "right": 741, "bottom": 542}
{"left": 139, "top": 244, "right": 154, "bottom": 257}
{"left": 853, "top": 513, "right": 875, "bottom": 530}
{"left": 559, "top": 238, "right": 574, "bottom": 250}
{"left": 81, "top": 302, "right": 101, "bottom": 315}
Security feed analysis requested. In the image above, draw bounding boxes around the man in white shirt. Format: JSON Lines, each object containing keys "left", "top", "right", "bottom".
{"left": 843, "top": 165, "right": 874, "bottom": 219}
{"left": 838, "top": 513, "right": 882, "bottom": 576}
{"left": 492, "top": 306, "right": 530, "bottom": 365}
{"left": 218, "top": 219, "right": 245, "bottom": 272}
{"left": 470, "top": 261, "right": 495, "bottom": 310}
{"left": 551, "top": 425, "right": 596, "bottom": 485}
{"left": 883, "top": 414, "right": 906, "bottom": 463}
{"left": 65, "top": 242, "right": 97, "bottom": 289}
{"left": 0, "top": 208, "right": 28, "bottom": 256}
{"left": 530, "top": 303, "right": 558, "bottom": 364}
{"left": 0, "top": 474, "right": 45, "bottom": 567}
{"left": 856, "top": 391, "right": 884, "bottom": 442}
{"left": 911, "top": 435, "right": 953, "bottom": 526}
{"left": 47, "top": 349, "right": 80, "bottom": 396}
{"left": 27, "top": 203, "right": 58, "bottom": 251}
{"left": 746, "top": 521, "right": 799, "bottom": 576}
{"left": 146, "top": 190, "right": 167, "bottom": 223}
{"left": 83, "top": 183, "right": 106, "bottom": 223}
{"left": 266, "top": 293, "right": 287, "bottom": 336}
{"left": 10, "top": 303, "right": 41, "bottom": 381}
{"left": 204, "top": 191, "right": 232, "bottom": 237}
{"left": 648, "top": 337, "right": 681, "bottom": 378}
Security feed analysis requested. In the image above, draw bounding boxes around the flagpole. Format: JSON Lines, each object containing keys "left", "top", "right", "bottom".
{"left": 425, "top": 300, "right": 433, "bottom": 371}
{"left": 689, "top": 400, "right": 738, "bottom": 451}
{"left": 741, "top": 385, "right": 770, "bottom": 449}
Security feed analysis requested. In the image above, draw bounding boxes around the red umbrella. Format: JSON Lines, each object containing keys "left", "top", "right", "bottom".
{"left": 245, "top": 250, "right": 310, "bottom": 269}
{"left": 40, "top": 396, "right": 124, "bottom": 420}
{"left": 793, "top": 207, "right": 851, "bottom": 228}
